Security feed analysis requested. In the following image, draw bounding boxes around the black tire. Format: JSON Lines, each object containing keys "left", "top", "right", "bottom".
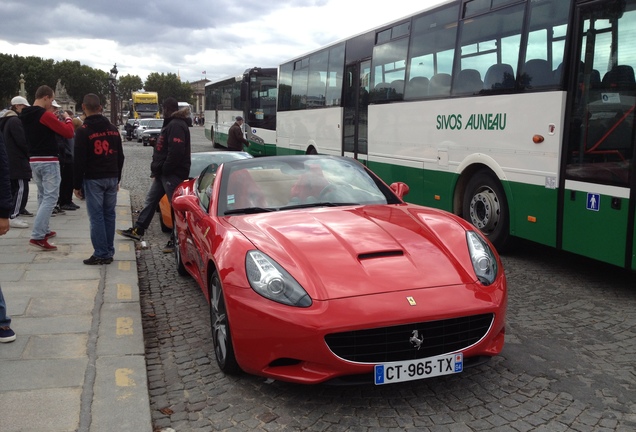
{"left": 209, "top": 271, "right": 240, "bottom": 374}
{"left": 462, "top": 171, "right": 512, "bottom": 252}
{"left": 174, "top": 223, "right": 188, "bottom": 276}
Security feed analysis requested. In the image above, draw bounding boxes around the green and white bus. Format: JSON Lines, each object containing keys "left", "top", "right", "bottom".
{"left": 204, "top": 67, "right": 277, "bottom": 156}
{"left": 276, "top": 0, "right": 636, "bottom": 270}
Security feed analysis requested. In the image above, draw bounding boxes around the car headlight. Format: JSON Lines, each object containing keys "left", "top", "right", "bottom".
{"left": 246, "top": 251, "right": 312, "bottom": 307}
{"left": 466, "top": 231, "right": 498, "bottom": 286}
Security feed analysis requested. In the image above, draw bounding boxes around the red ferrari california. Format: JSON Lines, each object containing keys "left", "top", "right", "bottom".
{"left": 171, "top": 155, "right": 506, "bottom": 385}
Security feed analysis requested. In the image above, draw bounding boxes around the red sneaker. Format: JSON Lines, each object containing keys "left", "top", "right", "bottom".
{"left": 29, "top": 239, "right": 58, "bottom": 251}
{"left": 45, "top": 231, "right": 56, "bottom": 239}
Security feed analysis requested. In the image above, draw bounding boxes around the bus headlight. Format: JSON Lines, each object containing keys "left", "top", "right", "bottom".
{"left": 466, "top": 231, "right": 498, "bottom": 286}
{"left": 246, "top": 251, "right": 312, "bottom": 307}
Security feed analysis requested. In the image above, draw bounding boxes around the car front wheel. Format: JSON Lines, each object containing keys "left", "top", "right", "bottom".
{"left": 209, "top": 271, "right": 240, "bottom": 374}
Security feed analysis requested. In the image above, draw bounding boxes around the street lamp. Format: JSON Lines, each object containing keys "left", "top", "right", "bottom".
{"left": 108, "top": 63, "right": 118, "bottom": 125}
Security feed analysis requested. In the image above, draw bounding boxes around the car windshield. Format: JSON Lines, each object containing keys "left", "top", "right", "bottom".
{"left": 190, "top": 152, "right": 252, "bottom": 178}
{"left": 148, "top": 119, "right": 164, "bottom": 128}
{"left": 216, "top": 156, "right": 400, "bottom": 216}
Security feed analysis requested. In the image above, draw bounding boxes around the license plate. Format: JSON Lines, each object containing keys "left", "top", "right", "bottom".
{"left": 374, "top": 352, "right": 463, "bottom": 385}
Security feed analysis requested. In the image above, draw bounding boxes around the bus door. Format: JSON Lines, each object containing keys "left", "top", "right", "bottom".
{"left": 562, "top": 0, "right": 636, "bottom": 269}
{"left": 214, "top": 104, "right": 221, "bottom": 145}
{"left": 343, "top": 60, "right": 370, "bottom": 163}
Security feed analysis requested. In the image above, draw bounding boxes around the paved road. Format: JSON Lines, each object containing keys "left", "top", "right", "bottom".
{"left": 120, "top": 127, "right": 636, "bottom": 431}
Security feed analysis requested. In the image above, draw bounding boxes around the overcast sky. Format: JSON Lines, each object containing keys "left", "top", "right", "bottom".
{"left": 0, "top": 0, "right": 445, "bottom": 85}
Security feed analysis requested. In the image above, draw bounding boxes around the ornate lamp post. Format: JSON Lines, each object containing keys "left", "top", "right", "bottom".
{"left": 108, "top": 64, "right": 118, "bottom": 125}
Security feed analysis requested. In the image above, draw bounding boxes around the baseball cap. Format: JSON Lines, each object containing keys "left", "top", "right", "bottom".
{"left": 52, "top": 100, "right": 61, "bottom": 108}
{"left": 11, "top": 96, "right": 30, "bottom": 106}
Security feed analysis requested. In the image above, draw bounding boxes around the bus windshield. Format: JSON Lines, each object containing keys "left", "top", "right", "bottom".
{"left": 248, "top": 74, "right": 277, "bottom": 129}
{"left": 204, "top": 67, "right": 278, "bottom": 157}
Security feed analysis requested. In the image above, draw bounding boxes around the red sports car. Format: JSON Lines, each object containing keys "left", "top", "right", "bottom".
{"left": 171, "top": 155, "right": 506, "bottom": 385}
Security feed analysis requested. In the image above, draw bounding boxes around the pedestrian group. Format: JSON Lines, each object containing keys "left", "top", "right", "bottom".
{"left": 0, "top": 85, "right": 199, "bottom": 344}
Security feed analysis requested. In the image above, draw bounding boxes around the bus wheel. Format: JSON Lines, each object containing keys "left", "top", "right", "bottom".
{"left": 462, "top": 171, "right": 512, "bottom": 252}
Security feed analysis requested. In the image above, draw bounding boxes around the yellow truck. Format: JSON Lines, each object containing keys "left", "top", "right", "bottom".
{"left": 130, "top": 91, "right": 160, "bottom": 119}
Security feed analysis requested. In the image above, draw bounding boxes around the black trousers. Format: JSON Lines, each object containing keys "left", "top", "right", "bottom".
{"left": 10, "top": 178, "right": 29, "bottom": 218}
{"left": 58, "top": 162, "right": 74, "bottom": 206}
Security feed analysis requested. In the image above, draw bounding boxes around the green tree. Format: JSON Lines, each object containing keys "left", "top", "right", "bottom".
{"left": 118, "top": 74, "right": 144, "bottom": 108}
{"left": 0, "top": 55, "right": 57, "bottom": 106}
{"left": 144, "top": 72, "right": 193, "bottom": 106}
{"left": 0, "top": 54, "right": 21, "bottom": 105}
{"left": 0, "top": 53, "right": 195, "bottom": 111}
{"left": 54, "top": 60, "right": 110, "bottom": 109}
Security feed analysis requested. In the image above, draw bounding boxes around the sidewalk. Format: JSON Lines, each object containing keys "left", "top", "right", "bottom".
{"left": 0, "top": 188, "right": 152, "bottom": 432}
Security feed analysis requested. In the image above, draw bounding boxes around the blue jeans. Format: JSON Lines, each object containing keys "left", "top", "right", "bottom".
{"left": 84, "top": 178, "right": 119, "bottom": 259}
{"left": 0, "top": 283, "right": 10, "bottom": 327}
{"left": 30, "top": 161, "right": 61, "bottom": 240}
{"left": 136, "top": 174, "right": 182, "bottom": 230}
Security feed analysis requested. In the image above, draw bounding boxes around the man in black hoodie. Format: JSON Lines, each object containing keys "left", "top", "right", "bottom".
{"left": 20, "top": 85, "right": 75, "bottom": 251}
{"left": 117, "top": 97, "right": 190, "bottom": 247}
{"left": 0, "top": 96, "right": 32, "bottom": 228}
{"left": 0, "top": 125, "right": 17, "bottom": 342}
{"left": 73, "top": 94, "right": 125, "bottom": 265}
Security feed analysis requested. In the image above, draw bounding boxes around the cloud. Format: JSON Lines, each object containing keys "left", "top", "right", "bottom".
{"left": 0, "top": 0, "right": 439, "bottom": 83}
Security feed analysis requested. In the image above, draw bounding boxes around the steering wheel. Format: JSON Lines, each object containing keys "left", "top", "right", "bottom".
{"left": 317, "top": 183, "right": 338, "bottom": 201}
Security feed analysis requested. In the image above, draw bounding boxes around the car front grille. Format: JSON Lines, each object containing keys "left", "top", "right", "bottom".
{"left": 324, "top": 314, "right": 493, "bottom": 363}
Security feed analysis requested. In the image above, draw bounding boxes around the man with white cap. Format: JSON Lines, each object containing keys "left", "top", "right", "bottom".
{"left": 19, "top": 85, "right": 75, "bottom": 251}
{"left": 0, "top": 96, "right": 32, "bottom": 228}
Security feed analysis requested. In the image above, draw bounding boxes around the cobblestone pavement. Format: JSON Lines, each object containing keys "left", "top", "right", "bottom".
{"left": 119, "top": 127, "right": 636, "bottom": 432}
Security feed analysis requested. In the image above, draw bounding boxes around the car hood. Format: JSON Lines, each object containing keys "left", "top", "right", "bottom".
{"left": 228, "top": 205, "right": 477, "bottom": 300}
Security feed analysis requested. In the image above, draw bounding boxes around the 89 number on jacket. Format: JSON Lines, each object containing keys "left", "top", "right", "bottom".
{"left": 94, "top": 140, "right": 111, "bottom": 155}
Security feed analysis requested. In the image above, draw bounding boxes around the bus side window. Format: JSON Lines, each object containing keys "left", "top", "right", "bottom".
{"left": 453, "top": 69, "right": 483, "bottom": 95}
{"left": 405, "top": 76, "right": 429, "bottom": 99}
{"left": 390, "top": 80, "right": 405, "bottom": 98}
{"left": 428, "top": 73, "right": 451, "bottom": 97}
{"left": 371, "top": 82, "right": 390, "bottom": 102}
{"left": 522, "top": 59, "right": 554, "bottom": 88}
{"left": 602, "top": 65, "right": 635, "bottom": 89}
{"left": 484, "top": 63, "right": 515, "bottom": 90}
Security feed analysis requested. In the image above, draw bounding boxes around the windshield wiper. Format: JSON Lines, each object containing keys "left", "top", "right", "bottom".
{"left": 224, "top": 207, "right": 276, "bottom": 215}
{"left": 280, "top": 202, "right": 359, "bottom": 210}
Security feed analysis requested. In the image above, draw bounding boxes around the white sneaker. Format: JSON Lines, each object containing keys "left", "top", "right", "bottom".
{"left": 10, "top": 217, "right": 29, "bottom": 228}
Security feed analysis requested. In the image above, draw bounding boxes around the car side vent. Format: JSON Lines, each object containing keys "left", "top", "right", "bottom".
{"left": 358, "top": 250, "right": 404, "bottom": 260}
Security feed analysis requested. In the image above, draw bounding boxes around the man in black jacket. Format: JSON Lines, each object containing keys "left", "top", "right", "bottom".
{"left": 73, "top": 94, "right": 125, "bottom": 265}
{"left": 0, "top": 126, "right": 17, "bottom": 342}
{"left": 0, "top": 96, "right": 32, "bottom": 228}
{"left": 227, "top": 115, "right": 249, "bottom": 151}
{"left": 20, "top": 85, "right": 75, "bottom": 251}
{"left": 117, "top": 97, "right": 191, "bottom": 244}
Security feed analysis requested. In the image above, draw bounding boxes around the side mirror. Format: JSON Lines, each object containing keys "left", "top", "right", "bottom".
{"left": 390, "top": 182, "right": 410, "bottom": 199}
{"left": 172, "top": 195, "right": 200, "bottom": 212}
